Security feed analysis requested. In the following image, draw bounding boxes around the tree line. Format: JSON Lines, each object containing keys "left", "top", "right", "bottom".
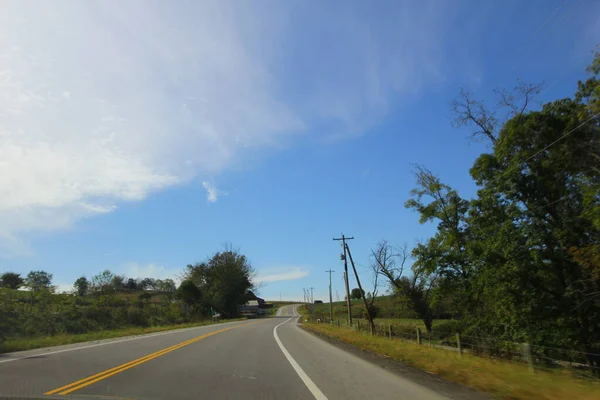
{"left": 0, "top": 246, "right": 256, "bottom": 348}
{"left": 0, "top": 270, "right": 177, "bottom": 296}
{"left": 370, "top": 52, "right": 600, "bottom": 365}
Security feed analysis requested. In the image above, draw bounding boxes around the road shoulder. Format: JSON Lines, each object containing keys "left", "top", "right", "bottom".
{"left": 299, "top": 323, "right": 490, "bottom": 400}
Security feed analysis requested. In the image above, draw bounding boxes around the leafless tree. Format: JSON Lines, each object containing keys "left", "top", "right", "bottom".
{"left": 371, "top": 240, "right": 438, "bottom": 332}
{"left": 451, "top": 82, "right": 544, "bottom": 146}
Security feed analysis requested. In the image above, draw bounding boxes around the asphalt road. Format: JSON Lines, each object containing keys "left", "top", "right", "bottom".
{"left": 0, "top": 305, "right": 451, "bottom": 400}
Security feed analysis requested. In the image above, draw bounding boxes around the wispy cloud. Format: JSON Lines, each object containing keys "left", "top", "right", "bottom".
{"left": 0, "top": 1, "right": 472, "bottom": 251}
{"left": 255, "top": 267, "right": 310, "bottom": 284}
{"left": 201, "top": 181, "right": 220, "bottom": 203}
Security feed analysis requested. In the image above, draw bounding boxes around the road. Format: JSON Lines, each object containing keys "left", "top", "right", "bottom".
{"left": 0, "top": 305, "right": 453, "bottom": 400}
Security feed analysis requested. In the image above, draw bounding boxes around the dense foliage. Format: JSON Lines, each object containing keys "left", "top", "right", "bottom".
{"left": 0, "top": 247, "right": 256, "bottom": 350}
{"left": 184, "top": 247, "right": 256, "bottom": 318}
{"left": 376, "top": 53, "right": 600, "bottom": 367}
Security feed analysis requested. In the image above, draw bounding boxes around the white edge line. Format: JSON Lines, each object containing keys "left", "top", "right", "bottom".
{"left": 0, "top": 320, "right": 246, "bottom": 364}
{"left": 273, "top": 308, "right": 327, "bottom": 400}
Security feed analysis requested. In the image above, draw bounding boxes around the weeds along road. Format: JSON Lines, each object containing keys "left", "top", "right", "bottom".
{"left": 0, "top": 305, "right": 460, "bottom": 400}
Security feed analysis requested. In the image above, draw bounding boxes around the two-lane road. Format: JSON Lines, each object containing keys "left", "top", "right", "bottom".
{"left": 0, "top": 305, "right": 457, "bottom": 399}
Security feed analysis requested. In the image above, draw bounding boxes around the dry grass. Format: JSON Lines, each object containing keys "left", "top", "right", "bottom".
{"left": 0, "top": 318, "right": 245, "bottom": 353}
{"left": 303, "top": 323, "right": 600, "bottom": 400}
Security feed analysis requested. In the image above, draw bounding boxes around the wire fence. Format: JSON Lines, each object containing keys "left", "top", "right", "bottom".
{"left": 313, "top": 316, "right": 600, "bottom": 381}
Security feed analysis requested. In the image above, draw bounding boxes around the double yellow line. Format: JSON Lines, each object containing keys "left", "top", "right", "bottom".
{"left": 45, "top": 322, "right": 256, "bottom": 395}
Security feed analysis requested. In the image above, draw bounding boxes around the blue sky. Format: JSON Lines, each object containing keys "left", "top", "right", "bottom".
{"left": 1, "top": 0, "right": 598, "bottom": 300}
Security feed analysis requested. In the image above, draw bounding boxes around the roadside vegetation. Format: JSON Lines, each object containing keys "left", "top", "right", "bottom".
{"left": 303, "top": 52, "right": 600, "bottom": 397}
{"left": 0, "top": 246, "right": 257, "bottom": 353}
{"left": 302, "top": 322, "right": 600, "bottom": 400}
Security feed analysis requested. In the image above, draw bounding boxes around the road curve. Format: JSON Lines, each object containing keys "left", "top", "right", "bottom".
{"left": 0, "top": 305, "right": 450, "bottom": 399}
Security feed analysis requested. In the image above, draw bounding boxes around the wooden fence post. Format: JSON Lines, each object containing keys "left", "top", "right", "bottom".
{"left": 456, "top": 333, "right": 462, "bottom": 355}
{"left": 523, "top": 343, "right": 534, "bottom": 372}
{"left": 357, "top": 320, "right": 361, "bottom": 332}
{"left": 388, "top": 324, "right": 393, "bottom": 339}
{"left": 416, "top": 327, "right": 422, "bottom": 345}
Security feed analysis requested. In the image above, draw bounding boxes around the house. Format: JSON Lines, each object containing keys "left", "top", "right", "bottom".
{"left": 245, "top": 290, "right": 273, "bottom": 309}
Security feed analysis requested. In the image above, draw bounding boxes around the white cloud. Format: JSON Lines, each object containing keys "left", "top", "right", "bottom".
{"left": 201, "top": 181, "right": 220, "bottom": 203}
{"left": 120, "top": 262, "right": 183, "bottom": 286}
{"left": 255, "top": 267, "right": 310, "bottom": 284}
{"left": 54, "top": 282, "right": 74, "bottom": 294}
{"left": 0, "top": 1, "right": 468, "bottom": 250}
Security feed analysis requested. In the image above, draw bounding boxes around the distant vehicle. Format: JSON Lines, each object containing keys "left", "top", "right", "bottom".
{"left": 314, "top": 300, "right": 323, "bottom": 304}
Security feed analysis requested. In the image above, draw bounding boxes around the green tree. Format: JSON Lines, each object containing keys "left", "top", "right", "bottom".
{"left": 350, "top": 288, "right": 364, "bottom": 299}
{"left": 185, "top": 246, "right": 255, "bottom": 317}
{"left": 0, "top": 272, "right": 24, "bottom": 289}
{"left": 372, "top": 241, "right": 438, "bottom": 332}
{"left": 111, "top": 275, "right": 125, "bottom": 292}
{"left": 139, "top": 278, "right": 157, "bottom": 291}
{"left": 25, "top": 270, "right": 53, "bottom": 291}
{"left": 91, "top": 270, "right": 116, "bottom": 294}
{"left": 448, "top": 52, "right": 600, "bottom": 365}
{"left": 158, "top": 279, "right": 177, "bottom": 296}
{"left": 177, "top": 280, "right": 202, "bottom": 306}
{"left": 124, "top": 278, "right": 138, "bottom": 291}
{"left": 74, "top": 276, "right": 89, "bottom": 296}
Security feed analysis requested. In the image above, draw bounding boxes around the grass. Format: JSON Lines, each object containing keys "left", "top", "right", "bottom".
{"left": 0, "top": 318, "right": 245, "bottom": 354}
{"left": 302, "top": 322, "right": 600, "bottom": 400}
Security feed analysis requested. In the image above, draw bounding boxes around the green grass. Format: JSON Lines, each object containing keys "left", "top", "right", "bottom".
{"left": 0, "top": 318, "right": 245, "bottom": 354}
{"left": 302, "top": 322, "right": 600, "bottom": 400}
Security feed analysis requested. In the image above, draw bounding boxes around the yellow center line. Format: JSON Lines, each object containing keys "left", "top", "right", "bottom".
{"left": 45, "top": 321, "right": 261, "bottom": 396}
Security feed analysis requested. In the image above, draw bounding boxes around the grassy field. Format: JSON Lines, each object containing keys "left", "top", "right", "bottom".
{"left": 302, "top": 322, "right": 599, "bottom": 400}
{"left": 307, "top": 295, "right": 424, "bottom": 320}
{"left": 0, "top": 318, "right": 245, "bottom": 354}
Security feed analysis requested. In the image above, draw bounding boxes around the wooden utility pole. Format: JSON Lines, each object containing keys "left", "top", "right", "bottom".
{"left": 345, "top": 242, "right": 375, "bottom": 335}
{"left": 326, "top": 269, "right": 335, "bottom": 321}
{"left": 334, "top": 234, "right": 354, "bottom": 325}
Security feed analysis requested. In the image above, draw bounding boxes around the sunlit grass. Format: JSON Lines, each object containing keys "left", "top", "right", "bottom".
{"left": 0, "top": 318, "right": 245, "bottom": 353}
{"left": 303, "top": 322, "right": 600, "bottom": 400}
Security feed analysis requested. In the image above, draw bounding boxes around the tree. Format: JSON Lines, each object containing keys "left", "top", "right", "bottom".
{"left": 111, "top": 275, "right": 125, "bottom": 292}
{"left": 91, "top": 270, "right": 116, "bottom": 294}
{"left": 371, "top": 241, "right": 438, "bottom": 332}
{"left": 139, "top": 278, "right": 157, "bottom": 291}
{"left": 451, "top": 82, "right": 543, "bottom": 146}
{"left": 158, "top": 279, "right": 177, "bottom": 295}
{"left": 350, "top": 288, "right": 364, "bottom": 299}
{"left": 73, "top": 276, "right": 89, "bottom": 296}
{"left": 404, "top": 165, "right": 474, "bottom": 313}
{"left": 446, "top": 52, "right": 600, "bottom": 367}
{"left": 25, "top": 270, "right": 53, "bottom": 291}
{"left": 0, "top": 272, "right": 23, "bottom": 289}
{"left": 185, "top": 246, "right": 255, "bottom": 317}
{"left": 177, "top": 279, "right": 202, "bottom": 306}
{"left": 124, "top": 278, "right": 138, "bottom": 291}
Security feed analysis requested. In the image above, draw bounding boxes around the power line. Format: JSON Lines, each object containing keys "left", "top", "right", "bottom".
{"left": 482, "top": 112, "right": 598, "bottom": 191}
{"left": 512, "top": 0, "right": 566, "bottom": 63}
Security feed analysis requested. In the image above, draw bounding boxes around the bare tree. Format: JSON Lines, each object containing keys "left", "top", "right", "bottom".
{"left": 371, "top": 241, "right": 438, "bottom": 332}
{"left": 451, "top": 88, "right": 498, "bottom": 145}
{"left": 451, "top": 82, "right": 544, "bottom": 146}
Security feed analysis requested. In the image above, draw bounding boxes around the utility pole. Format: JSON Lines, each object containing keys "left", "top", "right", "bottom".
{"left": 345, "top": 242, "right": 375, "bottom": 334}
{"left": 326, "top": 269, "right": 335, "bottom": 321}
{"left": 334, "top": 234, "right": 354, "bottom": 325}
{"left": 309, "top": 287, "right": 315, "bottom": 303}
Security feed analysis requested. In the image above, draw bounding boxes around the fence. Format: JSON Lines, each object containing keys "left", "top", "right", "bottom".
{"left": 317, "top": 317, "right": 600, "bottom": 381}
